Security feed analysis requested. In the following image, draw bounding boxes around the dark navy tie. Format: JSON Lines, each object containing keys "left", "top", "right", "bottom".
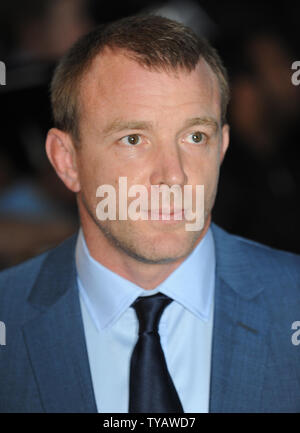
{"left": 129, "top": 292, "right": 184, "bottom": 413}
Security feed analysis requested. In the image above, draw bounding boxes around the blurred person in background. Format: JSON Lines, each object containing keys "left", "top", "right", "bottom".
{"left": 0, "top": 0, "right": 95, "bottom": 268}
{"left": 213, "top": 30, "right": 300, "bottom": 253}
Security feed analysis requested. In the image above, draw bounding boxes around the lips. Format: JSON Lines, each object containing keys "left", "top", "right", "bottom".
{"left": 146, "top": 209, "right": 185, "bottom": 220}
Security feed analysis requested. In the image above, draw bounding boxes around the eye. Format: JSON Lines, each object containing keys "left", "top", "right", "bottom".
{"left": 186, "top": 131, "right": 206, "bottom": 144}
{"left": 120, "top": 134, "right": 141, "bottom": 146}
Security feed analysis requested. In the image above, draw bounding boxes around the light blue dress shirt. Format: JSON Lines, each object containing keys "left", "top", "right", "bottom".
{"left": 75, "top": 227, "right": 215, "bottom": 413}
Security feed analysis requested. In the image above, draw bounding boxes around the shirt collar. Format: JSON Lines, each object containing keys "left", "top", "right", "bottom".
{"left": 75, "top": 227, "right": 215, "bottom": 331}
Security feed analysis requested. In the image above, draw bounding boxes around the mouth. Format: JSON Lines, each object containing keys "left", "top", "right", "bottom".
{"left": 143, "top": 209, "right": 185, "bottom": 221}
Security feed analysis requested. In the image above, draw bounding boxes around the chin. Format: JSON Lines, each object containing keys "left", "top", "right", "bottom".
{"left": 125, "top": 230, "right": 201, "bottom": 264}
{"left": 124, "top": 245, "right": 188, "bottom": 265}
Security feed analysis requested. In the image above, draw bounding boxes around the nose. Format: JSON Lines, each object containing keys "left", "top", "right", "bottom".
{"left": 149, "top": 143, "right": 188, "bottom": 187}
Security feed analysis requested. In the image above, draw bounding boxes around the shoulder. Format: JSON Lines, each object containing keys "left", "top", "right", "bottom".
{"left": 0, "top": 234, "right": 78, "bottom": 315}
{"left": 0, "top": 250, "right": 49, "bottom": 324}
{"left": 0, "top": 251, "right": 48, "bottom": 296}
{"left": 233, "top": 231, "right": 300, "bottom": 269}
{"left": 211, "top": 223, "right": 300, "bottom": 299}
{"left": 212, "top": 223, "right": 300, "bottom": 269}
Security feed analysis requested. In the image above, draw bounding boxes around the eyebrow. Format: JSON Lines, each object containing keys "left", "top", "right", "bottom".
{"left": 103, "top": 116, "right": 219, "bottom": 136}
{"left": 103, "top": 119, "right": 154, "bottom": 136}
{"left": 182, "top": 117, "right": 219, "bottom": 134}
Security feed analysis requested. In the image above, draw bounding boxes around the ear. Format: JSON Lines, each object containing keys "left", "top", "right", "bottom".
{"left": 45, "top": 128, "right": 80, "bottom": 192}
{"left": 220, "top": 123, "right": 230, "bottom": 164}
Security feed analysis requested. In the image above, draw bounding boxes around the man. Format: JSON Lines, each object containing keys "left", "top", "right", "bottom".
{"left": 0, "top": 15, "right": 300, "bottom": 413}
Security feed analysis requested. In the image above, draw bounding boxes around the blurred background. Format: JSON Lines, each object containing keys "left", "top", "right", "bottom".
{"left": 0, "top": 0, "right": 299, "bottom": 269}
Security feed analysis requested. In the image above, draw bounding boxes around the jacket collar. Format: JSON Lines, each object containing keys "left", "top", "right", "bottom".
{"left": 23, "top": 233, "right": 98, "bottom": 412}
{"left": 210, "top": 223, "right": 270, "bottom": 412}
{"left": 211, "top": 223, "right": 265, "bottom": 300}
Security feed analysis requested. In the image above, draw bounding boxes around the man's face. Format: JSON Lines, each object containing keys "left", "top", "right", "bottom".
{"left": 75, "top": 49, "right": 229, "bottom": 263}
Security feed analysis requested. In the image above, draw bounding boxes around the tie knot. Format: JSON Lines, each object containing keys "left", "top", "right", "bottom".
{"left": 132, "top": 293, "right": 172, "bottom": 334}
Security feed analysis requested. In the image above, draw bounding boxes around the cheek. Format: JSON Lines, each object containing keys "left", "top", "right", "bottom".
{"left": 189, "top": 150, "right": 219, "bottom": 184}
{"left": 77, "top": 153, "right": 105, "bottom": 200}
{"left": 188, "top": 151, "right": 220, "bottom": 206}
{"left": 79, "top": 146, "right": 107, "bottom": 177}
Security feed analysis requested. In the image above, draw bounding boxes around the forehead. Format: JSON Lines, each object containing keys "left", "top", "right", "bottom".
{"left": 79, "top": 48, "right": 221, "bottom": 125}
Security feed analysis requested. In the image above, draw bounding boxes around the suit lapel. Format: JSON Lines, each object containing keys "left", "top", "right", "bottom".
{"left": 22, "top": 235, "right": 98, "bottom": 413}
{"left": 209, "top": 224, "right": 271, "bottom": 412}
